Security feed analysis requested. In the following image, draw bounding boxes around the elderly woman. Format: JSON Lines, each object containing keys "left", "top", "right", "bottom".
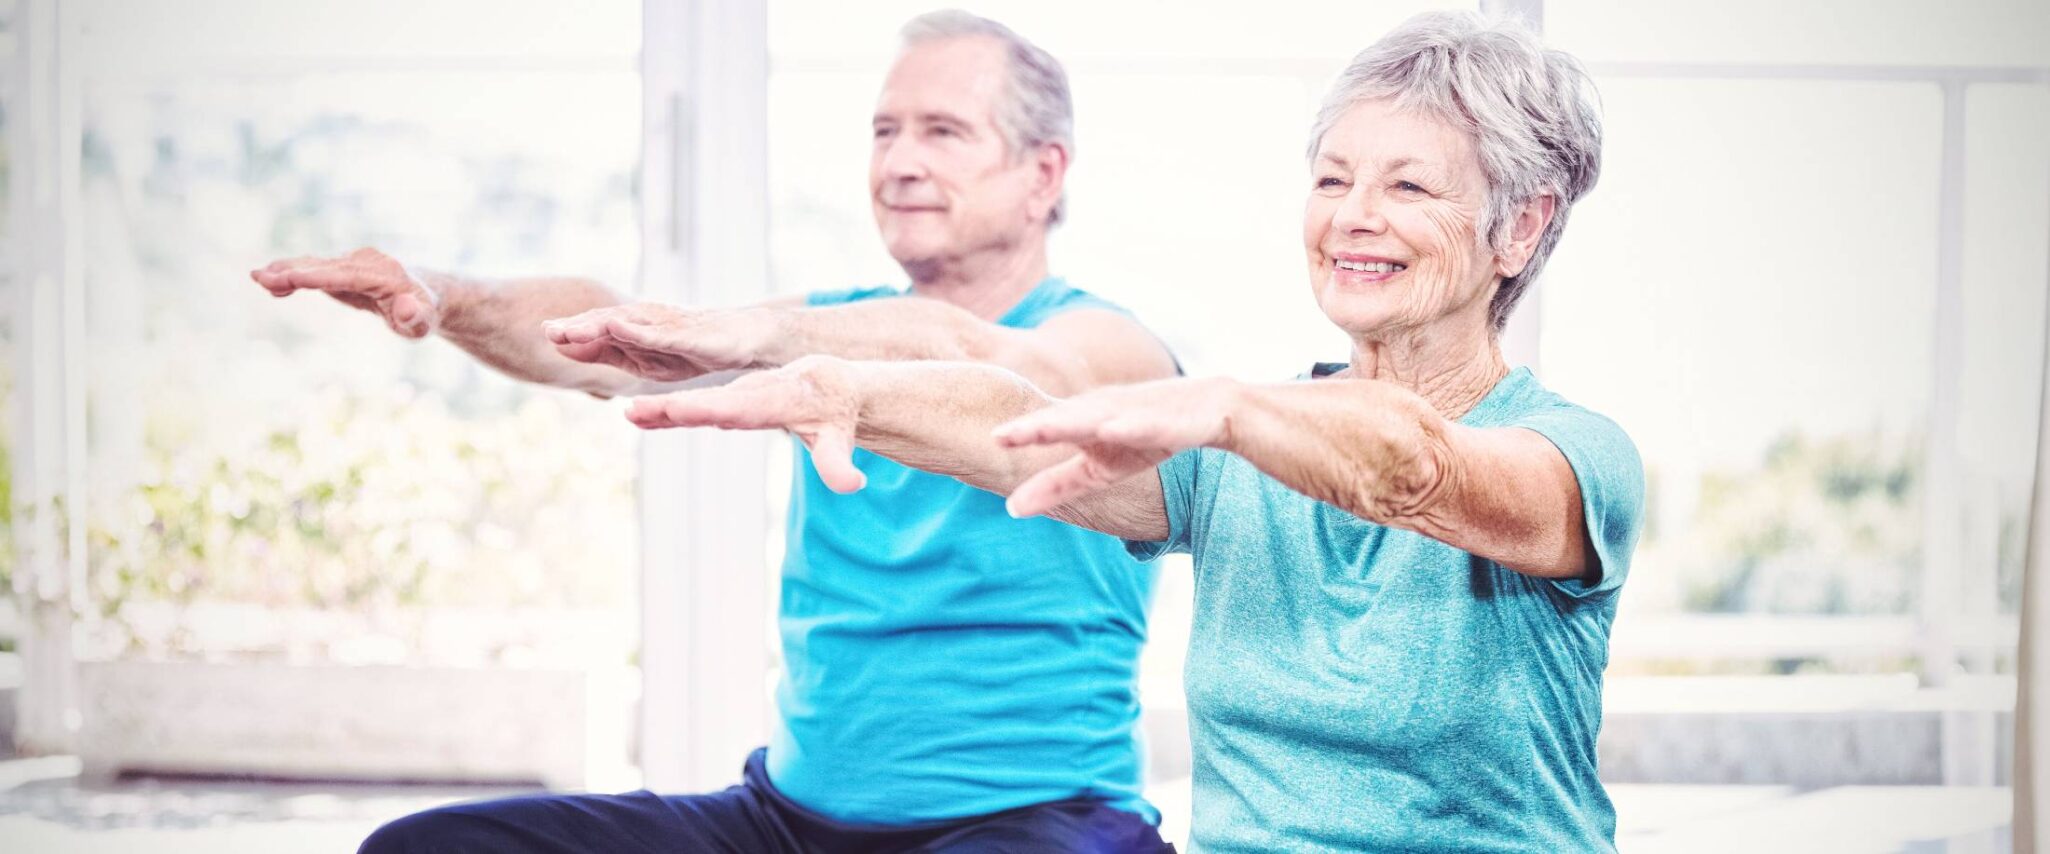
{"left": 597, "top": 11, "right": 1641, "bottom": 852}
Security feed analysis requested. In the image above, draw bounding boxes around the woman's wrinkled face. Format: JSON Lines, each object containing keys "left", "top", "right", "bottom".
{"left": 1304, "top": 98, "right": 1500, "bottom": 339}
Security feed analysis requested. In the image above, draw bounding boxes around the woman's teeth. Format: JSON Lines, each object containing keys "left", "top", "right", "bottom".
{"left": 1336, "top": 260, "right": 1405, "bottom": 273}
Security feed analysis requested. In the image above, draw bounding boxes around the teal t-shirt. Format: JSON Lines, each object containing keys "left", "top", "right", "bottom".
{"left": 767, "top": 278, "right": 1162, "bottom": 825}
{"left": 1128, "top": 366, "right": 1645, "bottom": 853}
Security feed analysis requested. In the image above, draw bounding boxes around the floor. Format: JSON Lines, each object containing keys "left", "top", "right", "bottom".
{"left": 0, "top": 756, "right": 2015, "bottom": 853}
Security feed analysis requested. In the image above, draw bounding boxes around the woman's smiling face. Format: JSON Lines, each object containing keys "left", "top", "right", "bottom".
{"left": 1304, "top": 97, "right": 1502, "bottom": 340}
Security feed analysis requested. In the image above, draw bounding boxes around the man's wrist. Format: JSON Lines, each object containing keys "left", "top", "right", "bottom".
{"left": 413, "top": 268, "right": 483, "bottom": 335}
{"left": 746, "top": 304, "right": 799, "bottom": 368}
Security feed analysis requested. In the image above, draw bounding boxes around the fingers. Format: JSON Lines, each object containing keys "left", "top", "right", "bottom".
{"left": 554, "top": 339, "right": 624, "bottom": 366}
{"left": 1096, "top": 412, "right": 1204, "bottom": 450}
{"left": 253, "top": 254, "right": 438, "bottom": 335}
{"left": 602, "top": 317, "right": 675, "bottom": 351}
{"left": 625, "top": 393, "right": 707, "bottom": 430}
{"left": 992, "top": 402, "right": 1116, "bottom": 448}
{"left": 251, "top": 256, "right": 319, "bottom": 295}
{"left": 805, "top": 427, "right": 868, "bottom": 494}
{"left": 252, "top": 270, "right": 294, "bottom": 297}
{"left": 623, "top": 383, "right": 796, "bottom": 431}
{"left": 256, "top": 256, "right": 317, "bottom": 275}
{"left": 259, "top": 265, "right": 400, "bottom": 299}
{"left": 542, "top": 309, "right": 613, "bottom": 345}
{"left": 1005, "top": 451, "right": 1129, "bottom": 518}
{"left": 623, "top": 379, "right": 864, "bottom": 497}
{"left": 387, "top": 292, "right": 434, "bottom": 338}
{"left": 542, "top": 315, "right": 665, "bottom": 354}
{"left": 324, "top": 291, "right": 379, "bottom": 313}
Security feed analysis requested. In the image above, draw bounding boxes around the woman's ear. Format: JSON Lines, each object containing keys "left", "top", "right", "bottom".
{"left": 1494, "top": 194, "right": 1556, "bottom": 279}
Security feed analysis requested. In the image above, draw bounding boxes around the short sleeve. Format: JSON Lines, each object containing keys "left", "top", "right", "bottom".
{"left": 1048, "top": 291, "right": 1128, "bottom": 316}
{"left": 1513, "top": 406, "right": 1646, "bottom": 599}
{"left": 1123, "top": 449, "right": 1201, "bottom": 562}
{"left": 805, "top": 285, "right": 902, "bottom": 307}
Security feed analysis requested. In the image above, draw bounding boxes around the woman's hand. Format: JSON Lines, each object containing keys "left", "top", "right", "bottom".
{"left": 992, "top": 376, "right": 1242, "bottom": 518}
{"left": 624, "top": 355, "right": 867, "bottom": 493}
{"left": 545, "top": 303, "right": 783, "bottom": 383}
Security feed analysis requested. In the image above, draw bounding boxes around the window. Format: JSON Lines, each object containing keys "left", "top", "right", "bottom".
{"left": 72, "top": 0, "right": 644, "bottom": 670}
{"left": 1535, "top": 0, "right": 2045, "bottom": 816}
{"left": 1963, "top": 83, "right": 2050, "bottom": 621}
{"left": 1544, "top": 79, "right": 1942, "bottom": 628}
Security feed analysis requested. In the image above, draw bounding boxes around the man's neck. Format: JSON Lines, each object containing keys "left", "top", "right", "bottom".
{"left": 907, "top": 240, "right": 1050, "bottom": 321}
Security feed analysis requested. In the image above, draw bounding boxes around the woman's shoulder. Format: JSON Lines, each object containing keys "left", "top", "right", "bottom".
{"left": 1475, "top": 369, "right": 1623, "bottom": 433}
{"left": 1490, "top": 373, "right": 1646, "bottom": 502}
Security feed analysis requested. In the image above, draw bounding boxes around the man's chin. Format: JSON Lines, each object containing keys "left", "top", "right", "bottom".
{"left": 883, "top": 236, "right": 953, "bottom": 269}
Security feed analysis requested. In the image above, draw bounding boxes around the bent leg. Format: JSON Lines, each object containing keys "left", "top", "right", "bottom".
{"left": 908, "top": 800, "right": 1173, "bottom": 854}
{"left": 358, "top": 784, "right": 799, "bottom": 854}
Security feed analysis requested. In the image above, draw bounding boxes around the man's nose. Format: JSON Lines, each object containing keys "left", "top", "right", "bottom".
{"left": 877, "top": 136, "right": 930, "bottom": 181}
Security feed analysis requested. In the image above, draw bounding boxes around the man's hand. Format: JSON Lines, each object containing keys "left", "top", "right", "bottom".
{"left": 992, "top": 376, "right": 1242, "bottom": 518}
{"left": 544, "top": 303, "right": 781, "bottom": 383}
{"left": 251, "top": 247, "right": 439, "bottom": 338}
{"left": 624, "top": 355, "right": 867, "bottom": 493}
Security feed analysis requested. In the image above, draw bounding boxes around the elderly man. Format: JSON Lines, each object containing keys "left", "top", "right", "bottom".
{"left": 255, "top": 11, "right": 1177, "bottom": 854}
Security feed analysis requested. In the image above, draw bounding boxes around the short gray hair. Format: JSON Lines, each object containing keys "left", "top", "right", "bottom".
{"left": 899, "top": 10, "right": 1074, "bottom": 227}
{"left": 1308, "top": 11, "right": 1603, "bottom": 330}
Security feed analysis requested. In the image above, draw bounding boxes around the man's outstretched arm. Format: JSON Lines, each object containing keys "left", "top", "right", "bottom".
{"left": 624, "top": 356, "right": 1172, "bottom": 541}
{"left": 544, "top": 296, "right": 1179, "bottom": 399}
{"left": 252, "top": 247, "right": 795, "bottom": 398}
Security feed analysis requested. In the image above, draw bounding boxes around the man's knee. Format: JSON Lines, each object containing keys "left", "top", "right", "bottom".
{"left": 358, "top": 805, "right": 492, "bottom": 854}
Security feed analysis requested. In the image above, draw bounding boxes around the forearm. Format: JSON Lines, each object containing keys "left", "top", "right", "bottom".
{"left": 1223, "top": 380, "right": 1453, "bottom": 524}
{"left": 429, "top": 271, "right": 645, "bottom": 397}
{"left": 761, "top": 298, "right": 1090, "bottom": 395}
{"left": 1221, "top": 380, "right": 1588, "bottom": 578}
{"left": 838, "top": 360, "right": 1170, "bottom": 539}
{"left": 843, "top": 360, "right": 1067, "bottom": 495}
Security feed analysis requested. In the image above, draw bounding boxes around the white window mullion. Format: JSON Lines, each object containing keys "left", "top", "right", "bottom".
{"left": 636, "top": 0, "right": 774, "bottom": 793}
{"left": 2018, "top": 172, "right": 2050, "bottom": 854}
{"left": 11, "top": 0, "right": 84, "bottom": 757}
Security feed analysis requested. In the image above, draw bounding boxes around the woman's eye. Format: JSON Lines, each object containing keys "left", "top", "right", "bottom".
{"left": 1394, "top": 181, "right": 1426, "bottom": 194}
{"left": 1316, "top": 176, "right": 1346, "bottom": 189}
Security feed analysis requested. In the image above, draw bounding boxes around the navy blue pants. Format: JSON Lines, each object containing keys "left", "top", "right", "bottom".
{"left": 359, "top": 748, "right": 1173, "bottom": 853}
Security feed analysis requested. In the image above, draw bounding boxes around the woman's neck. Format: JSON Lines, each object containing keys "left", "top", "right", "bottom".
{"left": 1342, "top": 319, "right": 1509, "bottom": 420}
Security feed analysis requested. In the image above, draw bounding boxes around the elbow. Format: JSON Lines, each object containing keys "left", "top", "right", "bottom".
{"left": 963, "top": 327, "right": 1090, "bottom": 398}
{"left": 1350, "top": 418, "right": 1460, "bottom": 528}
{"left": 1017, "top": 350, "right": 1096, "bottom": 398}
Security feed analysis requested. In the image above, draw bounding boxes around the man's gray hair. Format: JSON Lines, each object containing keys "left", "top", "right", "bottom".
{"left": 899, "top": 10, "right": 1074, "bottom": 227}
{"left": 1308, "top": 10, "right": 1603, "bottom": 330}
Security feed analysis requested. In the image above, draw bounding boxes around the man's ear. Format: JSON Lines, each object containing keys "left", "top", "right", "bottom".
{"left": 1028, "top": 142, "right": 1070, "bottom": 224}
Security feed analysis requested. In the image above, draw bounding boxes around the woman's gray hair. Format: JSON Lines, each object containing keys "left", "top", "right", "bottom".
{"left": 1309, "top": 10, "right": 1603, "bottom": 330}
{"left": 899, "top": 10, "right": 1074, "bottom": 227}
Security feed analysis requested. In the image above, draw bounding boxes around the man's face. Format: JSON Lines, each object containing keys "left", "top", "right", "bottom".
{"left": 870, "top": 36, "right": 1052, "bottom": 273}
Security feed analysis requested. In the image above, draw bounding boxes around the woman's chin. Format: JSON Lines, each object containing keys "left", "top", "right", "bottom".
{"left": 1314, "top": 293, "right": 1399, "bottom": 336}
